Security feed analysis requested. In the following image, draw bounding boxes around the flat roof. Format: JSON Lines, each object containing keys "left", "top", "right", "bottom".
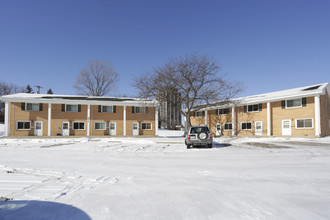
{"left": 0, "top": 93, "right": 157, "bottom": 106}
{"left": 194, "top": 82, "right": 329, "bottom": 110}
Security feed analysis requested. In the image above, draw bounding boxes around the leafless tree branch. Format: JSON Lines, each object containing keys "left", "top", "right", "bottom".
{"left": 74, "top": 60, "right": 119, "bottom": 96}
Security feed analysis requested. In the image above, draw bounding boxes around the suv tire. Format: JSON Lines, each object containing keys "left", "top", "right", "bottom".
{"left": 207, "top": 143, "right": 212, "bottom": 148}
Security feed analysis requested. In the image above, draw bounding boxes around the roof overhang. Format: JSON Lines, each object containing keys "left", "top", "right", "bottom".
{"left": 0, "top": 94, "right": 158, "bottom": 107}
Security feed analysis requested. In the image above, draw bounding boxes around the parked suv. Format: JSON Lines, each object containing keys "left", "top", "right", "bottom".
{"left": 185, "top": 125, "right": 213, "bottom": 149}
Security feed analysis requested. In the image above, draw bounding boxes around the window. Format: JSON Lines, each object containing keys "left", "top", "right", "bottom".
{"left": 133, "top": 106, "right": 146, "bottom": 114}
{"left": 247, "top": 104, "right": 261, "bottom": 112}
{"left": 26, "top": 103, "right": 40, "bottom": 111}
{"left": 73, "top": 122, "right": 85, "bottom": 130}
{"left": 241, "top": 122, "right": 252, "bottom": 130}
{"left": 217, "top": 108, "right": 229, "bottom": 115}
{"left": 17, "top": 121, "right": 31, "bottom": 130}
{"left": 95, "top": 122, "right": 106, "bottom": 130}
{"left": 141, "top": 122, "right": 152, "bottom": 130}
{"left": 110, "top": 122, "right": 116, "bottom": 130}
{"left": 224, "top": 123, "right": 232, "bottom": 130}
{"left": 195, "top": 111, "right": 205, "bottom": 117}
{"left": 190, "top": 126, "right": 210, "bottom": 134}
{"left": 286, "top": 99, "right": 302, "bottom": 108}
{"left": 296, "top": 119, "right": 313, "bottom": 129}
{"left": 102, "top": 106, "right": 113, "bottom": 113}
{"left": 66, "top": 104, "right": 78, "bottom": 112}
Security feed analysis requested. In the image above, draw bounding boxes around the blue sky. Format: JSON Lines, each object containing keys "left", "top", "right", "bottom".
{"left": 0, "top": 0, "right": 329, "bottom": 97}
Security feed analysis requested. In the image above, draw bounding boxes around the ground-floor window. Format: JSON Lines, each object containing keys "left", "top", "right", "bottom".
{"left": 94, "top": 122, "right": 106, "bottom": 130}
{"left": 296, "top": 118, "right": 313, "bottom": 129}
{"left": 73, "top": 122, "right": 85, "bottom": 130}
{"left": 141, "top": 122, "right": 152, "bottom": 130}
{"left": 16, "top": 121, "right": 31, "bottom": 130}
{"left": 241, "top": 122, "right": 252, "bottom": 130}
{"left": 224, "top": 123, "right": 232, "bottom": 130}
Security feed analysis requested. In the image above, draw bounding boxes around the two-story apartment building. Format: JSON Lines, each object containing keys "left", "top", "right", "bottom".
{"left": 1, "top": 93, "right": 158, "bottom": 137}
{"left": 190, "top": 83, "right": 330, "bottom": 137}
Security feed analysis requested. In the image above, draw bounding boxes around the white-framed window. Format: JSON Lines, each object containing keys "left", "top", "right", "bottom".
{"left": 102, "top": 106, "right": 114, "bottom": 113}
{"left": 16, "top": 121, "right": 31, "bottom": 130}
{"left": 241, "top": 122, "right": 252, "bottom": 130}
{"left": 72, "top": 122, "right": 85, "bottom": 130}
{"left": 295, "top": 118, "right": 313, "bottom": 129}
{"left": 217, "top": 108, "right": 229, "bottom": 115}
{"left": 26, "top": 103, "right": 40, "bottom": 111}
{"left": 286, "top": 99, "right": 302, "bottom": 108}
{"left": 133, "top": 106, "right": 146, "bottom": 114}
{"left": 195, "top": 111, "right": 205, "bottom": 117}
{"left": 224, "top": 123, "right": 232, "bottom": 130}
{"left": 247, "top": 104, "right": 260, "bottom": 112}
{"left": 66, "top": 104, "right": 78, "bottom": 112}
{"left": 141, "top": 122, "right": 152, "bottom": 130}
{"left": 94, "top": 122, "right": 106, "bottom": 130}
{"left": 109, "top": 122, "right": 116, "bottom": 130}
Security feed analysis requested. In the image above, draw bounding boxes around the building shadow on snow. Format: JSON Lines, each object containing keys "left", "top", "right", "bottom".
{"left": 0, "top": 200, "right": 91, "bottom": 220}
{"left": 212, "top": 142, "right": 231, "bottom": 148}
{"left": 192, "top": 143, "right": 231, "bottom": 149}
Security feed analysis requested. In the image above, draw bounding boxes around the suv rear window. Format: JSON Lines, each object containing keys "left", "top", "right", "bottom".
{"left": 190, "top": 127, "right": 210, "bottom": 134}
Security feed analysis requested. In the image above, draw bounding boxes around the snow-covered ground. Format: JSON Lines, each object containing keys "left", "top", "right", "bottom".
{"left": 1, "top": 125, "right": 330, "bottom": 219}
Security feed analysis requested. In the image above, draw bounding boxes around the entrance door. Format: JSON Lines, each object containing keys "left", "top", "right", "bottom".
{"left": 255, "top": 121, "right": 262, "bottom": 136}
{"left": 282, "top": 120, "right": 291, "bottom": 136}
{"left": 62, "top": 121, "right": 70, "bottom": 136}
{"left": 34, "top": 121, "right": 43, "bottom": 136}
{"left": 109, "top": 122, "right": 116, "bottom": 136}
{"left": 216, "top": 123, "right": 221, "bottom": 136}
{"left": 132, "top": 122, "right": 139, "bottom": 136}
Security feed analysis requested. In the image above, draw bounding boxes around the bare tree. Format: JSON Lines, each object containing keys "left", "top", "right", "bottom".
{"left": 74, "top": 60, "right": 119, "bottom": 96}
{"left": 133, "top": 54, "right": 242, "bottom": 129}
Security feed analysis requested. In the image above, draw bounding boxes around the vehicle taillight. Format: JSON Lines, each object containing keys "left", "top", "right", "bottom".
{"left": 210, "top": 134, "right": 213, "bottom": 139}
{"left": 187, "top": 135, "right": 190, "bottom": 140}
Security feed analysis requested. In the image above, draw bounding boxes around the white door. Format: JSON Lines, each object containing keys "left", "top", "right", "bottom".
{"left": 34, "top": 121, "right": 43, "bottom": 136}
{"left": 216, "top": 123, "right": 221, "bottom": 136}
{"left": 132, "top": 122, "right": 139, "bottom": 136}
{"left": 255, "top": 121, "right": 262, "bottom": 136}
{"left": 62, "top": 121, "right": 70, "bottom": 136}
{"left": 109, "top": 122, "right": 116, "bottom": 136}
{"left": 282, "top": 120, "right": 291, "bottom": 136}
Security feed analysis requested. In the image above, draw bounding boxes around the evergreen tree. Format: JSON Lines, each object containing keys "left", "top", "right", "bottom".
{"left": 47, "top": 88, "right": 53, "bottom": 94}
{"left": 26, "top": 84, "right": 33, "bottom": 93}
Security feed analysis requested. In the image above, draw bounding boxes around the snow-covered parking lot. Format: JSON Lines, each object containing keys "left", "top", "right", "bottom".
{"left": 1, "top": 128, "right": 330, "bottom": 220}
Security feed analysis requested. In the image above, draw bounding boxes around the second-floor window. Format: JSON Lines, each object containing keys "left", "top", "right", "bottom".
{"left": 26, "top": 103, "right": 40, "bottom": 111}
{"left": 132, "top": 106, "right": 146, "bottom": 114}
{"left": 217, "top": 108, "right": 229, "bottom": 115}
{"left": 287, "top": 99, "right": 302, "bottom": 108}
{"left": 66, "top": 104, "right": 78, "bottom": 112}
{"left": 195, "top": 111, "right": 205, "bottom": 117}
{"left": 21, "top": 103, "right": 43, "bottom": 111}
{"left": 247, "top": 104, "right": 262, "bottom": 112}
{"left": 101, "top": 105, "right": 115, "bottom": 113}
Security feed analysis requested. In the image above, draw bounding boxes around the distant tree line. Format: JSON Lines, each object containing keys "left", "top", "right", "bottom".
{"left": 0, "top": 82, "right": 54, "bottom": 122}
